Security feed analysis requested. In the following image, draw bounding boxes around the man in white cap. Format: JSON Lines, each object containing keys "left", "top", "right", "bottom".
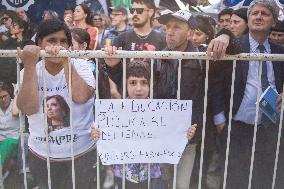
{"left": 156, "top": 9, "right": 240, "bottom": 189}
{"left": 156, "top": 9, "right": 202, "bottom": 189}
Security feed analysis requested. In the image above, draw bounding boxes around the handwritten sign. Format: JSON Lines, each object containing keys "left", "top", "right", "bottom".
{"left": 95, "top": 99, "right": 192, "bottom": 165}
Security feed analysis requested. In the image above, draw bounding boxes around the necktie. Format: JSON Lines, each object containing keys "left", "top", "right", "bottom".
{"left": 258, "top": 44, "right": 271, "bottom": 127}
{"left": 258, "top": 44, "right": 269, "bottom": 91}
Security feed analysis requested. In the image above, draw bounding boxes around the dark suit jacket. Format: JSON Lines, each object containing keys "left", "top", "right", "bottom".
{"left": 211, "top": 34, "right": 284, "bottom": 121}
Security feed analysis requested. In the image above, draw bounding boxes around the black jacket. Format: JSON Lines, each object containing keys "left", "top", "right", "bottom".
{"left": 154, "top": 42, "right": 204, "bottom": 143}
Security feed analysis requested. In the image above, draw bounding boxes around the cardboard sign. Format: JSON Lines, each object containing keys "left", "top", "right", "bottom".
{"left": 95, "top": 99, "right": 192, "bottom": 165}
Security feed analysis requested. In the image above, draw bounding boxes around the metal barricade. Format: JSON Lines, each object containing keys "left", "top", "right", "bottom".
{"left": 0, "top": 50, "right": 283, "bottom": 189}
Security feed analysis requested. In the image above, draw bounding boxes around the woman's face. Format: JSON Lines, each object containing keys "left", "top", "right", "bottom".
{"left": 73, "top": 5, "right": 87, "bottom": 22}
{"left": 47, "top": 98, "right": 64, "bottom": 120}
{"left": 93, "top": 15, "right": 103, "bottom": 28}
{"left": 0, "top": 90, "right": 11, "bottom": 111}
{"left": 192, "top": 29, "right": 208, "bottom": 47}
{"left": 1, "top": 14, "right": 12, "bottom": 29}
{"left": 10, "top": 22, "right": 23, "bottom": 35}
{"left": 230, "top": 14, "right": 247, "bottom": 37}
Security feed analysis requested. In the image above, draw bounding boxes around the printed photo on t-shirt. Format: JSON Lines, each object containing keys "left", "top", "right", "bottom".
{"left": 45, "top": 95, "right": 70, "bottom": 133}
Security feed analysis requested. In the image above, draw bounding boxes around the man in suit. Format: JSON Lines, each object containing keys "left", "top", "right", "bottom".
{"left": 211, "top": 0, "right": 284, "bottom": 188}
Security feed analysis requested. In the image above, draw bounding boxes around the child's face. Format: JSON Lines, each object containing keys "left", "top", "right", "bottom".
{"left": 127, "top": 76, "right": 149, "bottom": 99}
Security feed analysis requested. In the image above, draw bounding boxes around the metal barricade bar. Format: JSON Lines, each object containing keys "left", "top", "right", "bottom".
{"left": 0, "top": 50, "right": 283, "bottom": 189}
{"left": 0, "top": 50, "right": 284, "bottom": 61}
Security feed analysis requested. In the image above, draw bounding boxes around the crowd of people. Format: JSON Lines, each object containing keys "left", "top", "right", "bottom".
{"left": 0, "top": 0, "right": 284, "bottom": 188}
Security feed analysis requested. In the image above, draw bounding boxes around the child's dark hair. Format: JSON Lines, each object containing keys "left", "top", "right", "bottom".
{"left": 126, "top": 60, "right": 150, "bottom": 83}
{"left": 71, "top": 28, "right": 91, "bottom": 50}
{"left": 35, "top": 18, "right": 72, "bottom": 47}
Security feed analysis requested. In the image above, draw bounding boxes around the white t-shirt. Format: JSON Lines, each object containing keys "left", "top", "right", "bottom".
{"left": 21, "top": 58, "right": 95, "bottom": 159}
{"left": 0, "top": 99, "right": 20, "bottom": 139}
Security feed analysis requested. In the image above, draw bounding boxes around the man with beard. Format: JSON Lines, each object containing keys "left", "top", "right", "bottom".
{"left": 114, "top": 0, "right": 166, "bottom": 51}
{"left": 104, "top": 0, "right": 166, "bottom": 91}
{"left": 104, "top": 0, "right": 166, "bottom": 55}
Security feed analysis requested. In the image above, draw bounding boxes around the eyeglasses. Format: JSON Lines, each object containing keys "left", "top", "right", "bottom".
{"left": 93, "top": 18, "right": 102, "bottom": 21}
{"left": 1, "top": 17, "right": 10, "bottom": 22}
{"left": 111, "top": 13, "right": 123, "bottom": 16}
{"left": 0, "top": 94, "right": 9, "bottom": 101}
{"left": 129, "top": 8, "right": 150, "bottom": 14}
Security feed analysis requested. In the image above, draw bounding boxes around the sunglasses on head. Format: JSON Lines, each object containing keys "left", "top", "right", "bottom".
{"left": 129, "top": 8, "right": 149, "bottom": 14}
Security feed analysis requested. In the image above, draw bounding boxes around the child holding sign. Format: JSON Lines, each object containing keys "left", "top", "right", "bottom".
{"left": 93, "top": 60, "right": 197, "bottom": 189}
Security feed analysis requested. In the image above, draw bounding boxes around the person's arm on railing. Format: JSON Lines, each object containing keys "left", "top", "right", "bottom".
{"left": 104, "top": 46, "right": 122, "bottom": 67}
{"left": 45, "top": 46, "right": 94, "bottom": 104}
{"left": 207, "top": 29, "right": 241, "bottom": 59}
{"left": 103, "top": 46, "right": 123, "bottom": 89}
{"left": 16, "top": 45, "right": 40, "bottom": 115}
{"left": 63, "top": 62, "right": 95, "bottom": 104}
